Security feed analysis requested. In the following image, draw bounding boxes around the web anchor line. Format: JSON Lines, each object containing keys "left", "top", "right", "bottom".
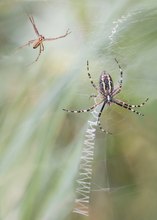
{"left": 73, "top": 105, "right": 101, "bottom": 216}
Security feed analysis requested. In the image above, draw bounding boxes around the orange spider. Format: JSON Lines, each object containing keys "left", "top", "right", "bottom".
{"left": 19, "top": 15, "right": 71, "bottom": 64}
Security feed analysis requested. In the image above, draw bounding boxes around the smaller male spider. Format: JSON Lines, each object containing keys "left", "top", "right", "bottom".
{"left": 63, "top": 59, "right": 149, "bottom": 134}
{"left": 18, "top": 15, "right": 71, "bottom": 64}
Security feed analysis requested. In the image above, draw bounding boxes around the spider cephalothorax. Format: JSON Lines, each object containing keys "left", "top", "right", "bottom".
{"left": 63, "top": 59, "right": 148, "bottom": 134}
{"left": 33, "top": 35, "right": 45, "bottom": 49}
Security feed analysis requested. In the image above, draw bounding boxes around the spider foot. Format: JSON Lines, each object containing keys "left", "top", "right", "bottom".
{"left": 97, "top": 119, "right": 112, "bottom": 134}
{"left": 98, "top": 126, "right": 112, "bottom": 135}
{"left": 89, "top": 94, "right": 97, "bottom": 99}
{"left": 65, "top": 28, "right": 71, "bottom": 36}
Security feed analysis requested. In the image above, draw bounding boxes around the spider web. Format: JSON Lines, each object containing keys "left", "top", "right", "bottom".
{"left": 72, "top": 102, "right": 105, "bottom": 216}
{"left": 73, "top": 6, "right": 157, "bottom": 218}
{"left": 72, "top": 10, "right": 141, "bottom": 218}
{"left": 72, "top": 101, "right": 132, "bottom": 217}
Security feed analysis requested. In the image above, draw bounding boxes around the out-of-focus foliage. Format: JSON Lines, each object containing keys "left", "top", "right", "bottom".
{"left": 0, "top": 0, "right": 157, "bottom": 220}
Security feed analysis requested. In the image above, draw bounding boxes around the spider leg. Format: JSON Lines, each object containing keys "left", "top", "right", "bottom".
{"left": 125, "top": 98, "right": 149, "bottom": 108}
{"left": 97, "top": 101, "right": 112, "bottom": 134}
{"left": 17, "top": 39, "right": 37, "bottom": 50}
{"left": 63, "top": 100, "right": 104, "bottom": 113}
{"left": 28, "top": 44, "right": 42, "bottom": 65}
{"left": 112, "top": 98, "right": 145, "bottom": 116}
{"left": 89, "top": 94, "right": 97, "bottom": 99}
{"left": 45, "top": 29, "right": 71, "bottom": 41}
{"left": 112, "top": 87, "right": 121, "bottom": 97}
{"left": 28, "top": 15, "right": 40, "bottom": 37}
{"left": 87, "top": 60, "right": 99, "bottom": 91}
{"left": 34, "top": 44, "right": 42, "bottom": 62}
{"left": 112, "top": 58, "right": 123, "bottom": 96}
{"left": 114, "top": 98, "right": 149, "bottom": 108}
{"left": 41, "top": 43, "right": 44, "bottom": 51}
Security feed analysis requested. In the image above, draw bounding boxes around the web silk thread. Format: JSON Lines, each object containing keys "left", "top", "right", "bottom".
{"left": 73, "top": 105, "right": 101, "bottom": 216}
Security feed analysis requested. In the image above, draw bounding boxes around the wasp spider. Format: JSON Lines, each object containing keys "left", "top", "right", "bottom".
{"left": 63, "top": 59, "right": 148, "bottom": 134}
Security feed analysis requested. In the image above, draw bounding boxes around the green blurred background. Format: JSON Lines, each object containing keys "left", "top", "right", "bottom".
{"left": 0, "top": 0, "right": 157, "bottom": 220}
